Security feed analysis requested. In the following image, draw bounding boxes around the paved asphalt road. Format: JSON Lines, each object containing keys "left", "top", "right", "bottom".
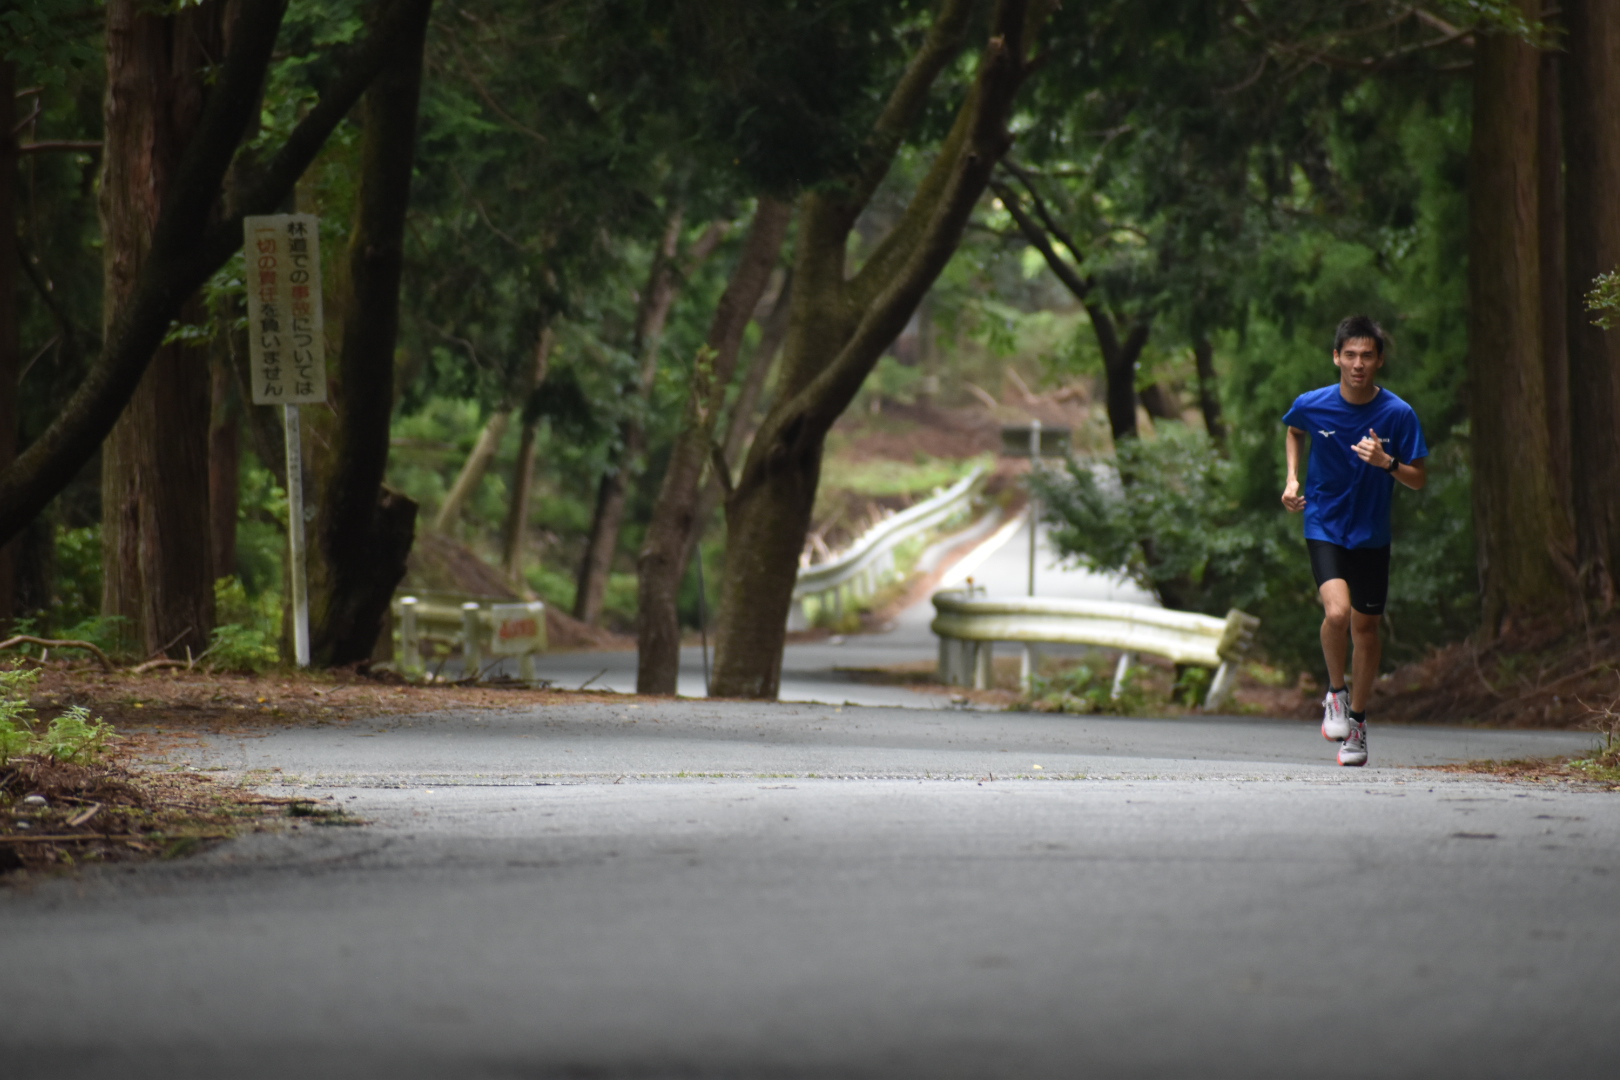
{"left": 4, "top": 699, "right": 1617, "bottom": 1079}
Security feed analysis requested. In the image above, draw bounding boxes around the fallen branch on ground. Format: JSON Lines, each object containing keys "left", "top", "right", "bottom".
{"left": 0, "top": 636, "right": 115, "bottom": 672}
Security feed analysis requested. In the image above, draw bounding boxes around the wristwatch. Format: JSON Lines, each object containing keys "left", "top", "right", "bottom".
{"left": 1383, "top": 455, "right": 1400, "bottom": 473}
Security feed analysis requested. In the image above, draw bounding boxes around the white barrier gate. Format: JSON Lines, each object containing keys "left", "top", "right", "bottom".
{"left": 396, "top": 596, "right": 547, "bottom": 681}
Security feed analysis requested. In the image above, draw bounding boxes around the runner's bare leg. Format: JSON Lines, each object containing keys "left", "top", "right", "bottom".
{"left": 1350, "top": 611, "right": 1382, "bottom": 712}
{"left": 1319, "top": 579, "right": 1352, "bottom": 691}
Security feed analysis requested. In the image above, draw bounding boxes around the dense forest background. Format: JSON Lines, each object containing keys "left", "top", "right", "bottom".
{"left": 2, "top": 0, "right": 1617, "bottom": 698}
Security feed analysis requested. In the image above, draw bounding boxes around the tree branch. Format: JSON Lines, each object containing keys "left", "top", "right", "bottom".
{"left": 1001, "top": 159, "right": 1089, "bottom": 267}
{"left": 443, "top": 30, "right": 548, "bottom": 146}
{"left": 839, "top": 0, "right": 977, "bottom": 219}
{"left": 0, "top": 636, "right": 114, "bottom": 672}
{"left": 989, "top": 177, "right": 1092, "bottom": 301}
{"left": 203, "top": 0, "right": 437, "bottom": 264}
{"left": 16, "top": 140, "right": 102, "bottom": 154}
{"left": 848, "top": 0, "right": 1059, "bottom": 309}
{"left": 988, "top": 175, "right": 1135, "bottom": 375}
{"left": 753, "top": 1, "right": 1037, "bottom": 476}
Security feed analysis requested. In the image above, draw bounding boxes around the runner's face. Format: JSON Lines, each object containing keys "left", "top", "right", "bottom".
{"left": 1333, "top": 337, "right": 1383, "bottom": 389}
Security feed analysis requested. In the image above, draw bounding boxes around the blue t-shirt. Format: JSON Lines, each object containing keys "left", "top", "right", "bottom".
{"left": 1282, "top": 384, "right": 1428, "bottom": 549}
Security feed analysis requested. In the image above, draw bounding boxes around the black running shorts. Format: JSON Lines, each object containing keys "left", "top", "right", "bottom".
{"left": 1306, "top": 539, "right": 1391, "bottom": 616}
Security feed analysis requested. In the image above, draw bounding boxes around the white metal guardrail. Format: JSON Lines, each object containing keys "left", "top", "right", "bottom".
{"left": 392, "top": 593, "right": 547, "bottom": 681}
{"left": 930, "top": 591, "right": 1260, "bottom": 710}
{"left": 789, "top": 468, "right": 985, "bottom": 630}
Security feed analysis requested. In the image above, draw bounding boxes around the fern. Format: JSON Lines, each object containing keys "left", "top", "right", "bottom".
{"left": 0, "top": 662, "right": 116, "bottom": 765}
{"left": 41, "top": 706, "right": 116, "bottom": 764}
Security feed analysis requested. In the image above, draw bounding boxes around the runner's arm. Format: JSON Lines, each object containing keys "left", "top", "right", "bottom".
{"left": 1281, "top": 426, "right": 1307, "bottom": 512}
{"left": 1353, "top": 428, "right": 1427, "bottom": 491}
{"left": 1392, "top": 457, "right": 1426, "bottom": 491}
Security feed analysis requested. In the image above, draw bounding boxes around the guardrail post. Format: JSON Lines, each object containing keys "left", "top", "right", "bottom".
{"left": 399, "top": 596, "right": 420, "bottom": 677}
{"left": 1204, "top": 661, "right": 1236, "bottom": 711}
{"left": 523, "top": 600, "right": 545, "bottom": 681}
{"left": 942, "top": 637, "right": 968, "bottom": 686}
{"left": 972, "top": 641, "right": 994, "bottom": 690}
{"left": 1020, "top": 644, "right": 1040, "bottom": 691}
{"left": 1110, "top": 652, "right": 1134, "bottom": 700}
{"left": 461, "top": 601, "right": 482, "bottom": 679}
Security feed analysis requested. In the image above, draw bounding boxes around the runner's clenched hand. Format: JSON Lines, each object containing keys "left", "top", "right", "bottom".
{"left": 1353, "top": 427, "right": 1392, "bottom": 469}
{"left": 1281, "top": 478, "right": 1305, "bottom": 513}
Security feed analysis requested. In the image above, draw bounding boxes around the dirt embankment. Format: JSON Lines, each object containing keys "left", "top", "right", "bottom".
{"left": 404, "top": 531, "right": 632, "bottom": 652}
{"left": 1367, "top": 613, "right": 1620, "bottom": 729}
{"left": 1246, "top": 612, "right": 1620, "bottom": 729}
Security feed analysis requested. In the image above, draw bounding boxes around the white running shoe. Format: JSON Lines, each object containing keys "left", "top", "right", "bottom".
{"left": 1338, "top": 720, "right": 1367, "bottom": 767}
{"left": 1321, "top": 689, "right": 1351, "bottom": 741}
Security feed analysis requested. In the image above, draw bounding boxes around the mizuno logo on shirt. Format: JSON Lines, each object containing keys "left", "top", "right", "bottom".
{"left": 1318, "top": 429, "right": 1337, "bottom": 438}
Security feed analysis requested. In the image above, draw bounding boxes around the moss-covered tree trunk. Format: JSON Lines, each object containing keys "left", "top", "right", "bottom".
{"left": 1467, "top": 9, "right": 1578, "bottom": 633}
{"left": 306, "top": 0, "right": 433, "bottom": 666}
{"left": 709, "top": 0, "right": 1043, "bottom": 699}
{"left": 98, "top": 0, "right": 227, "bottom": 657}
{"left": 635, "top": 198, "right": 791, "bottom": 694}
{"left": 1563, "top": 0, "right": 1620, "bottom": 611}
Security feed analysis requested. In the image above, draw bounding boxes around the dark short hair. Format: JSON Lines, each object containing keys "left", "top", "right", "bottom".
{"left": 1334, "top": 315, "right": 1387, "bottom": 356}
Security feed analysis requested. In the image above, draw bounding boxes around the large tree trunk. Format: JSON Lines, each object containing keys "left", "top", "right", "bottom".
{"left": 0, "top": 60, "right": 17, "bottom": 633}
{"left": 1096, "top": 316, "right": 1148, "bottom": 441}
{"left": 636, "top": 198, "right": 792, "bottom": 694}
{"left": 1192, "top": 337, "right": 1226, "bottom": 446}
{"left": 1563, "top": 0, "right": 1620, "bottom": 611}
{"left": 500, "top": 326, "right": 555, "bottom": 581}
{"left": 307, "top": 0, "right": 433, "bottom": 666}
{"left": 1467, "top": 10, "right": 1577, "bottom": 632}
{"left": 208, "top": 336, "right": 241, "bottom": 582}
{"left": 1538, "top": 39, "right": 1570, "bottom": 516}
{"left": 98, "top": 1, "right": 228, "bottom": 657}
{"left": 710, "top": 0, "right": 1041, "bottom": 698}
{"left": 573, "top": 211, "right": 691, "bottom": 624}
{"left": 0, "top": 0, "right": 425, "bottom": 551}
{"left": 1138, "top": 382, "right": 1180, "bottom": 422}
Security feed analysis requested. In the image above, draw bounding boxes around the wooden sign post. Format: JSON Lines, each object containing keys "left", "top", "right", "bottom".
{"left": 243, "top": 214, "right": 327, "bottom": 667}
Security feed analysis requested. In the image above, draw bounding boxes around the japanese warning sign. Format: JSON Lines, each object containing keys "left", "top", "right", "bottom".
{"left": 244, "top": 214, "right": 327, "bottom": 405}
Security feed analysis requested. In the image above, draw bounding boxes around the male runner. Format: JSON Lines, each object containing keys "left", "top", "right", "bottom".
{"left": 1281, "top": 315, "right": 1428, "bottom": 766}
